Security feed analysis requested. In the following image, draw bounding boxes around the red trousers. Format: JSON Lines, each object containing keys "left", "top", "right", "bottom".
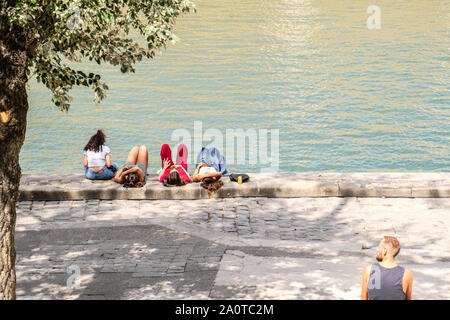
{"left": 159, "top": 144, "right": 190, "bottom": 183}
{"left": 160, "top": 143, "right": 187, "bottom": 170}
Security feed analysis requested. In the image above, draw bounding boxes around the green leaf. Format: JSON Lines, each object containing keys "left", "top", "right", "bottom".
{"left": 10, "top": 0, "right": 197, "bottom": 110}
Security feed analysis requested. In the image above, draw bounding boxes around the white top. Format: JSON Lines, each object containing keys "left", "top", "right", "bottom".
{"left": 199, "top": 166, "right": 217, "bottom": 175}
{"left": 83, "top": 145, "right": 111, "bottom": 167}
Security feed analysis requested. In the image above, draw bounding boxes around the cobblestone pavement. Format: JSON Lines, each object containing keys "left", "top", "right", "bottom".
{"left": 15, "top": 197, "right": 450, "bottom": 300}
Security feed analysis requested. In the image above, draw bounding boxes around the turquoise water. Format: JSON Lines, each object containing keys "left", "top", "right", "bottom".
{"left": 22, "top": 0, "right": 449, "bottom": 174}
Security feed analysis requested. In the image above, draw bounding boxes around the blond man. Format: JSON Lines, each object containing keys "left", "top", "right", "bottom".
{"left": 361, "top": 236, "right": 413, "bottom": 300}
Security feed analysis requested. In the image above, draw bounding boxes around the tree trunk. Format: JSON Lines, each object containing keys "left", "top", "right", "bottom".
{"left": 0, "top": 9, "right": 33, "bottom": 299}
{"left": 0, "top": 68, "right": 29, "bottom": 301}
{"left": 0, "top": 137, "right": 24, "bottom": 300}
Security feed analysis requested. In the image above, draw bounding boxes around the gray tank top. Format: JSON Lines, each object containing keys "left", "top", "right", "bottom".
{"left": 367, "top": 263, "right": 406, "bottom": 300}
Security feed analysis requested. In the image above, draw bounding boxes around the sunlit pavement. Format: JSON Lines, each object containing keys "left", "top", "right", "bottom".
{"left": 15, "top": 197, "right": 450, "bottom": 300}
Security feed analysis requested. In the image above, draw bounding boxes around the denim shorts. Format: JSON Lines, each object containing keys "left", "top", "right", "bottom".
{"left": 124, "top": 162, "right": 147, "bottom": 182}
{"left": 85, "top": 163, "right": 118, "bottom": 180}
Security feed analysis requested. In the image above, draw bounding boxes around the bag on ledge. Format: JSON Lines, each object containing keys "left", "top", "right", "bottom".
{"left": 229, "top": 174, "right": 250, "bottom": 183}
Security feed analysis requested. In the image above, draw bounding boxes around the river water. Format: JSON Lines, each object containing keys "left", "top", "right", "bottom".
{"left": 22, "top": 0, "right": 449, "bottom": 174}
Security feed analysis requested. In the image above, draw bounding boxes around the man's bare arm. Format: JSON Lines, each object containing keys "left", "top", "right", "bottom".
{"left": 361, "top": 266, "right": 370, "bottom": 300}
{"left": 403, "top": 269, "right": 413, "bottom": 300}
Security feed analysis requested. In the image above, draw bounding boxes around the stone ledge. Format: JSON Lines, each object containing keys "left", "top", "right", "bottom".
{"left": 16, "top": 172, "right": 450, "bottom": 200}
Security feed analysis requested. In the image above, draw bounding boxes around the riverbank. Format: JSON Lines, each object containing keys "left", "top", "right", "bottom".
{"left": 18, "top": 172, "right": 450, "bottom": 201}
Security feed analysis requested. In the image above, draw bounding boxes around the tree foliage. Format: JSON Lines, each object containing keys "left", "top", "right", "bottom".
{"left": 3, "top": 0, "right": 196, "bottom": 110}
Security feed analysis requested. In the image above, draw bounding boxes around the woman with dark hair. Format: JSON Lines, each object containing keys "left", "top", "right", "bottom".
{"left": 83, "top": 130, "right": 118, "bottom": 180}
{"left": 192, "top": 147, "right": 227, "bottom": 197}
{"left": 158, "top": 143, "right": 191, "bottom": 186}
{"left": 114, "top": 145, "right": 148, "bottom": 188}
{"left": 192, "top": 164, "right": 224, "bottom": 198}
